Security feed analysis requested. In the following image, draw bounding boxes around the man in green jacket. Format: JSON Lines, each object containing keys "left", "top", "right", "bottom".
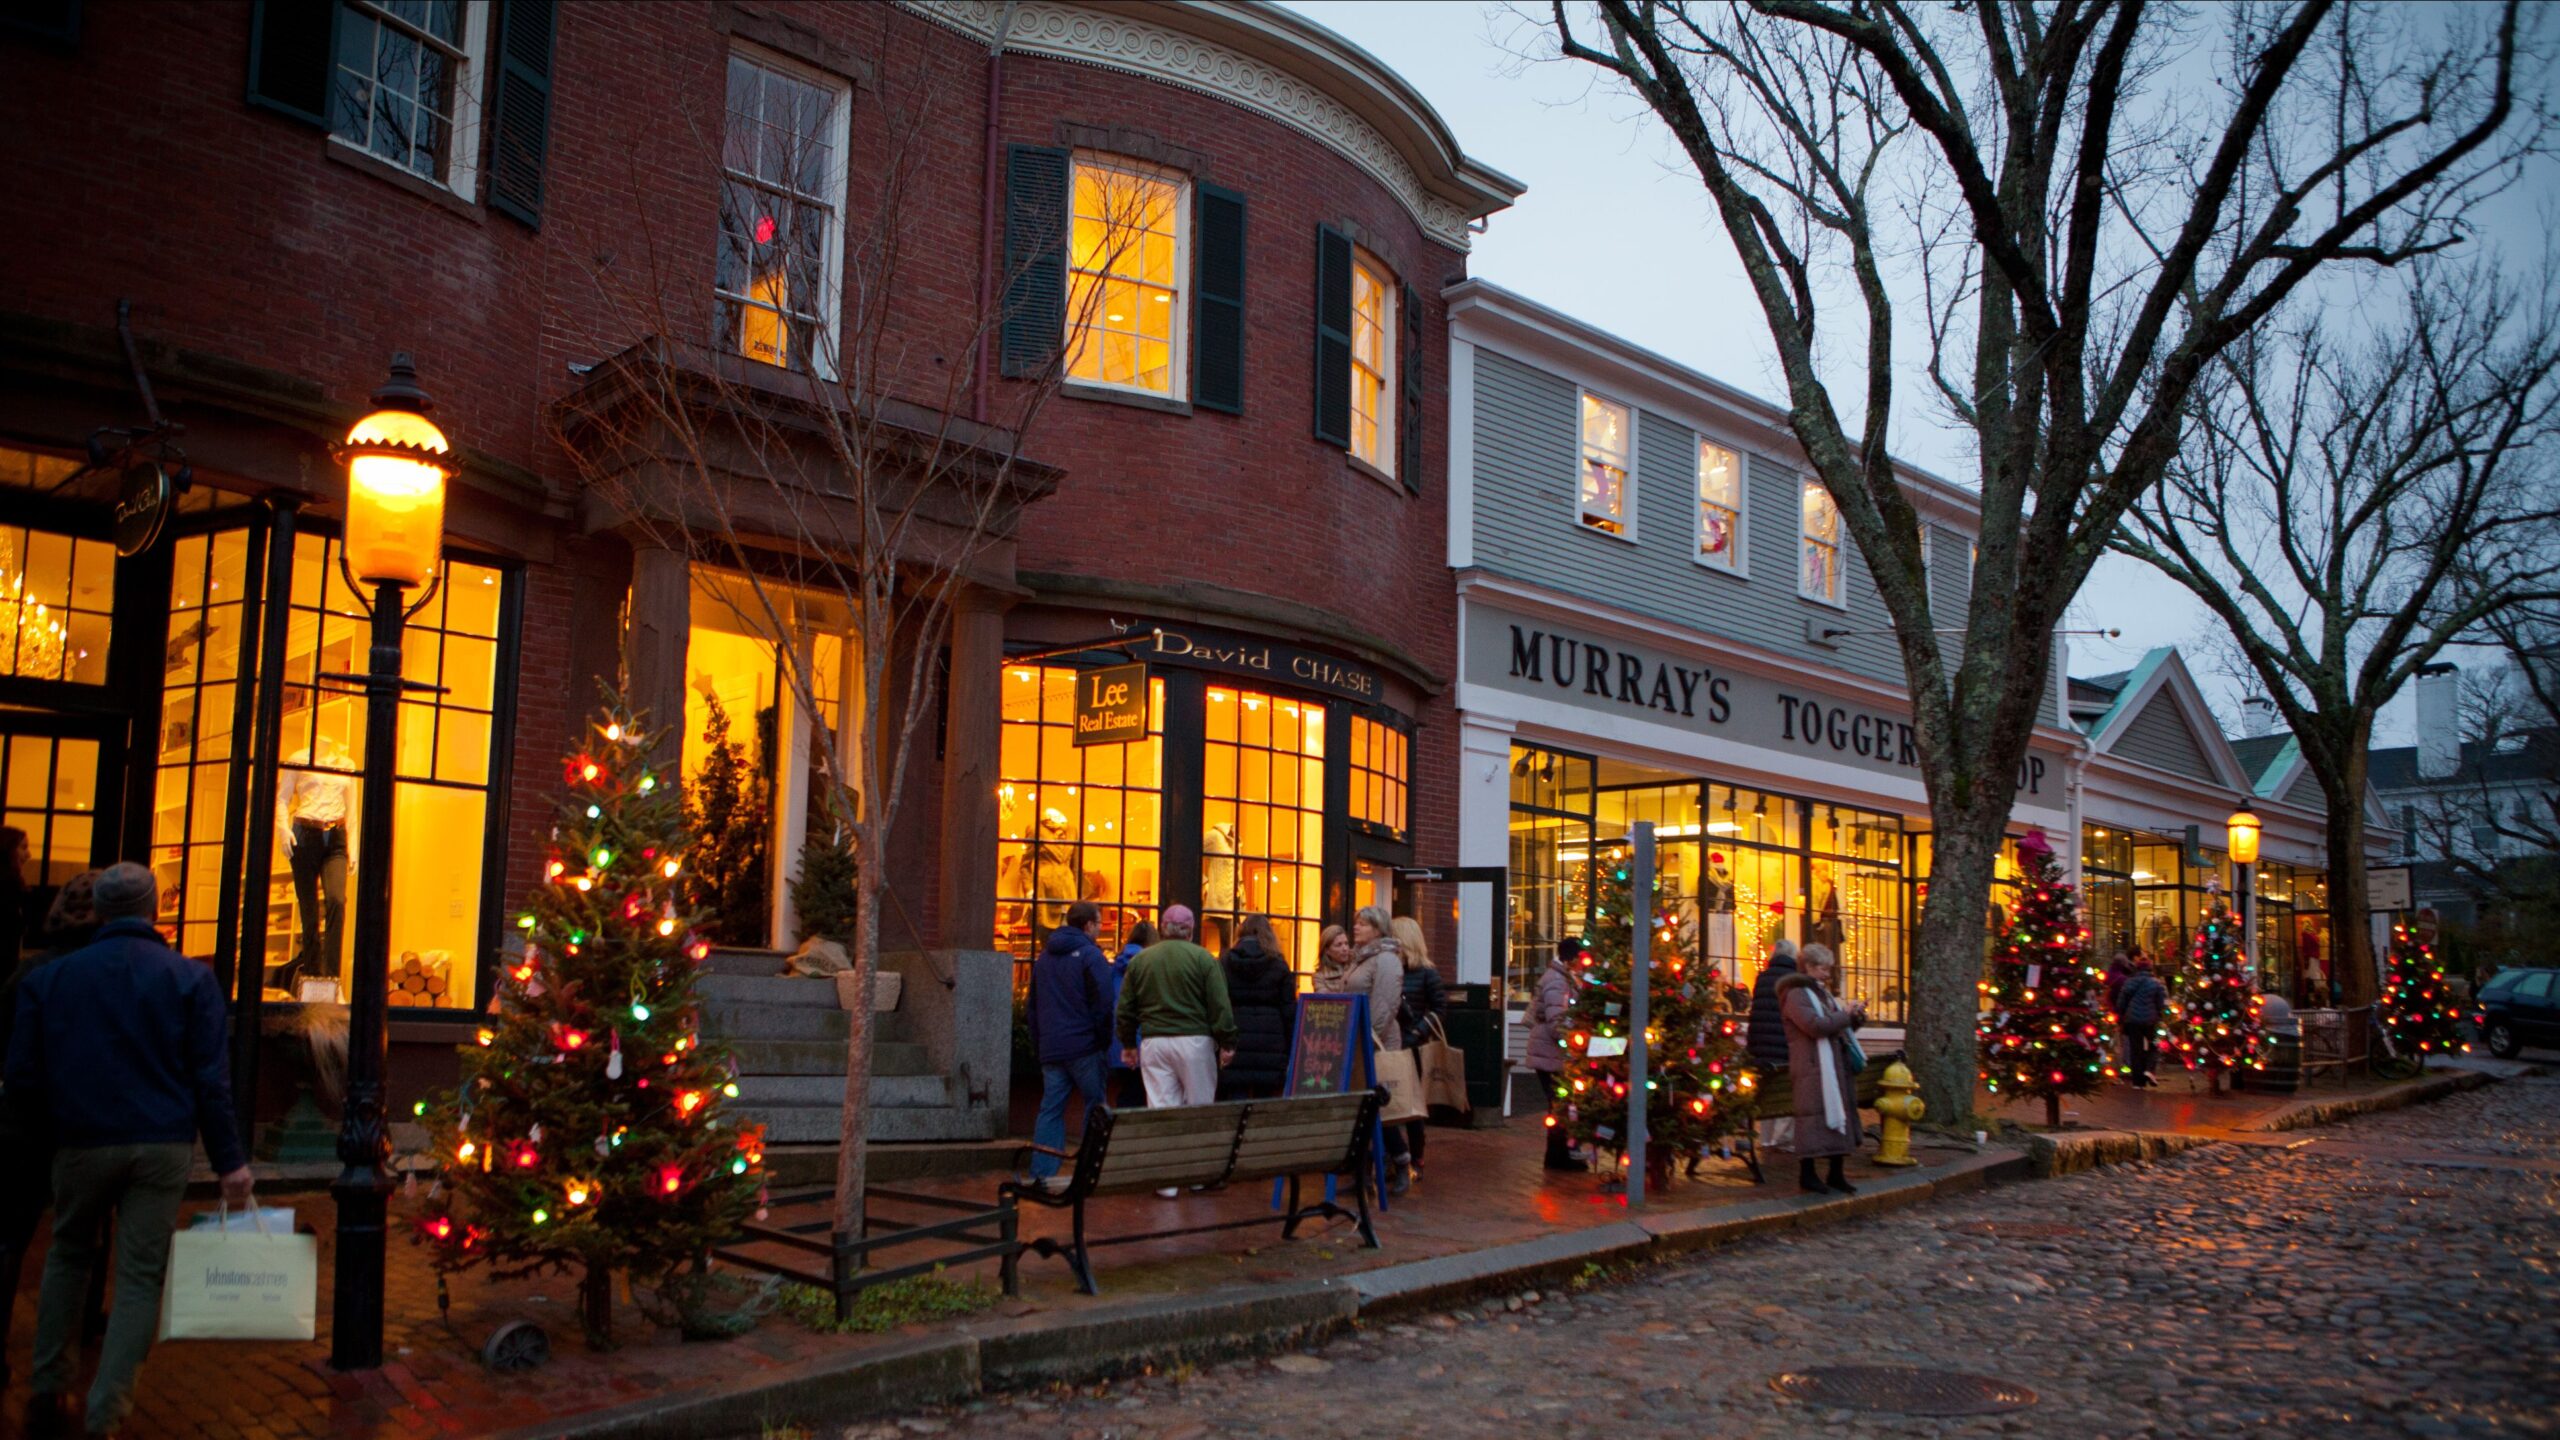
{"left": 1116, "top": 904, "right": 1237, "bottom": 1133}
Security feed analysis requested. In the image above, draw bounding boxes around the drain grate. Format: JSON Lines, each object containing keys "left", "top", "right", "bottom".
{"left": 1941, "top": 1220, "right": 2085, "bottom": 1239}
{"left": 1771, "top": 1366, "right": 2037, "bottom": 1416}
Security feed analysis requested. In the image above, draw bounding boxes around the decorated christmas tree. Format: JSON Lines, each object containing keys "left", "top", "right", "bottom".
{"left": 1559, "top": 840, "right": 1755, "bottom": 1183}
{"left": 2169, "top": 893, "right": 2264, "bottom": 1092}
{"left": 415, "top": 697, "right": 766, "bottom": 1347}
{"left": 2377, "top": 921, "right": 2468, "bottom": 1059}
{"left": 1976, "top": 829, "right": 2114, "bottom": 1126}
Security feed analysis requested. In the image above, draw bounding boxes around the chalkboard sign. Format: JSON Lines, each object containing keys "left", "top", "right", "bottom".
{"left": 1286, "top": 992, "right": 1370, "bottom": 1096}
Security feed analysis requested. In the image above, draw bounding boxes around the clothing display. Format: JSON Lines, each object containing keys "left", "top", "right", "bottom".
{"left": 1201, "top": 823, "right": 1238, "bottom": 914}
{"left": 277, "top": 751, "right": 354, "bottom": 989}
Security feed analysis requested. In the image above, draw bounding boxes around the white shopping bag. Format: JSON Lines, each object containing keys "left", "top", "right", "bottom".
{"left": 160, "top": 1203, "right": 318, "bottom": 1341}
{"left": 189, "top": 1206, "right": 298, "bottom": 1235}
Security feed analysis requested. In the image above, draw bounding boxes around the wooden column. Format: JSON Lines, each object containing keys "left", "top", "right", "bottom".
{"left": 937, "top": 590, "right": 1009, "bottom": 949}
{"left": 624, "top": 543, "right": 690, "bottom": 754}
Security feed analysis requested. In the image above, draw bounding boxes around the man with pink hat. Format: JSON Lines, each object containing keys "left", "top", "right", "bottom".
{"left": 1114, "top": 905, "right": 1236, "bottom": 1194}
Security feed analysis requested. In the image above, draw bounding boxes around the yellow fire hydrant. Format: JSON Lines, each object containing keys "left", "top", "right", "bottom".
{"left": 1872, "top": 1059, "right": 1924, "bottom": 1166}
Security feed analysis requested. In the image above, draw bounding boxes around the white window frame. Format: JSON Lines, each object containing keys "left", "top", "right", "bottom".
{"left": 1347, "top": 249, "right": 1398, "bottom": 477}
{"left": 1575, "top": 389, "right": 1636, "bottom": 541}
{"left": 327, "top": 0, "right": 492, "bottom": 200}
{"left": 715, "top": 43, "right": 852, "bottom": 381}
{"left": 1063, "top": 152, "right": 1191, "bottom": 402}
{"left": 1799, "top": 477, "right": 1847, "bottom": 607}
{"left": 1693, "top": 436, "right": 1745, "bottom": 574}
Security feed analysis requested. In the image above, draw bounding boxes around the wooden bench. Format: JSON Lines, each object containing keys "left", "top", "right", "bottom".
{"left": 1731, "top": 1055, "right": 1895, "bottom": 1183}
{"left": 999, "top": 1090, "right": 1383, "bottom": 1295}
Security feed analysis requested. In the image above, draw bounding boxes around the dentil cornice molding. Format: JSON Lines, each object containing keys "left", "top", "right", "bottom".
{"left": 903, "top": 0, "right": 1480, "bottom": 250}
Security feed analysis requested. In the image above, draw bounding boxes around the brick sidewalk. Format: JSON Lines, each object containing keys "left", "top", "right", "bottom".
{"left": 1, "top": 1115, "right": 1991, "bottom": 1439}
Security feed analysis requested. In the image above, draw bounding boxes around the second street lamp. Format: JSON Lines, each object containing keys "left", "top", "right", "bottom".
{"left": 328, "top": 354, "right": 452, "bottom": 1371}
{"left": 2227, "top": 801, "right": 2263, "bottom": 971}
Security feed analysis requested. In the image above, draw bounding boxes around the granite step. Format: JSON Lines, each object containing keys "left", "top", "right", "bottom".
{"left": 723, "top": 1037, "right": 932, "bottom": 1077}
{"left": 746, "top": 1099, "right": 988, "bottom": 1145}
{"left": 703, "top": 947, "right": 791, "bottom": 977}
{"left": 736, "top": 1072, "right": 947, "bottom": 1108}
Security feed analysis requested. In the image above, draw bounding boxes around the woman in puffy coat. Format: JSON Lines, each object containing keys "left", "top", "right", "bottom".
{"left": 1779, "top": 943, "right": 1866, "bottom": 1194}
{"left": 1217, "top": 914, "right": 1297, "bottom": 1100}
{"left": 1525, "top": 937, "right": 1586, "bottom": 1172}
{"left": 1389, "top": 915, "right": 1449, "bottom": 1177}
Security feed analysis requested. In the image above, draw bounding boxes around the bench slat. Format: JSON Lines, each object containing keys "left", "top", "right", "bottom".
{"left": 1092, "top": 1131, "right": 1243, "bottom": 1163}
{"left": 1099, "top": 1107, "right": 1251, "bottom": 1137}
{"left": 1230, "top": 1151, "right": 1358, "bottom": 1179}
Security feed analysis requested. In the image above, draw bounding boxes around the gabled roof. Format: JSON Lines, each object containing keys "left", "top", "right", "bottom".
{"left": 2075, "top": 649, "right": 2174, "bottom": 749}
{"left": 2230, "top": 733, "right": 2293, "bottom": 786}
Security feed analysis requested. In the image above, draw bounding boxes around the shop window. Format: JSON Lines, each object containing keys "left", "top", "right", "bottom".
{"left": 255, "top": 534, "right": 507, "bottom": 1010}
{"left": 1800, "top": 478, "right": 1843, "bottom": 604}
{"left": 1348, "top": 713, "right": 1408, "bottom": 838}
{"left": 1202, "top": 686, "right": 1324, "bottom": 973}
{"left": 151, "top": 530, "right": 254, "bottom": 958}
{"left": 1808, "top": 802, "right": 1906, "bottom": 1022}
{"left": 718, "top": 45, "right": 850, "bottom": 375}
{"left": 2080, "top": 822, "right": 2134, "bottom": 963}
{"left": 2, "top": 735, "right": 100, "bottom": 891}
{"left": 0, "top": 521, "right": 112, "bottom": 685}
{"left": 1066, "top": 154, "right": 1186, "bottom": 397}
{"left": 998, "top": 665, "right": 1164, "bottom": 962}
{"left": 1696, "top": 439, "right": 1742, "bottom": 571}
{"left": 1700, "top": 783, "right": 1802, "bottom": 1003}
{"left": 1577, "top": 390, "right": 1632, "bottom": 536}
{"left": 329, "top": 0, "right": 491, "bottom": 196}
{"left": 1507, "top": 743, "right": 1593, "bottom": 1010}
{"left": 1349, "top": 252, "right": 1397, "bottom": 471}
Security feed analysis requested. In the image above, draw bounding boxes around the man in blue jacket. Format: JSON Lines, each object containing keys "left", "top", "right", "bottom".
{"left": 7, "top": 862, "right": 254, "bottom": 1436}
{"left": 1026, "top": 901, "right": 1115, "bottom": 1188}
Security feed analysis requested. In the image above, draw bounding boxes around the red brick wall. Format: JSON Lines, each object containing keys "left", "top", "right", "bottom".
{"left": 0, "top": 0, "right": 1467, "bottom": 954}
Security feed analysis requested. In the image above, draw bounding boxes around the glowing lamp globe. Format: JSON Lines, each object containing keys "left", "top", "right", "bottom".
{"left": 339, "top": 354, "right": 451, "bottom": 588}
{"left": 2226, "top": 802, "right": 2262, "bottom": 866}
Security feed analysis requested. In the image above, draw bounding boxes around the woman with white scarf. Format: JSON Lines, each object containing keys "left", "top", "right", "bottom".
{"left": 1777, "top": 943, "right": 1866, "bottom": 1194}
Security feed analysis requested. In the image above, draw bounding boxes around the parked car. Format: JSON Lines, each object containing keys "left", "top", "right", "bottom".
{"left": 2475, "top": 966, "right": 2560, "bottom": 1058}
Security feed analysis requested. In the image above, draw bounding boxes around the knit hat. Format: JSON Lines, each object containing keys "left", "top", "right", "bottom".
{"left": 43, "top": 869, "right": 100, "bottom": 935}
{"left": 90, "top": 861, "right": 156, "bottom": 921}
{"left": 1160, "top": 904, "right": 1196, "bottom": 937}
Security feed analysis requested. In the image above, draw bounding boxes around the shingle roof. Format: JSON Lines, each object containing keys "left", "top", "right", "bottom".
{"left": 2369, "top": 729, "right": 2560, "bottom": 791}
{"left": 2229, "top": 734, "right": 2294, "bottom": 785}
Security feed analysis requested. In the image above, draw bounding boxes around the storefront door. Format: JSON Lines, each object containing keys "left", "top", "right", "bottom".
{"left": 0, "top": 709, "right": 119, "bottom": 915}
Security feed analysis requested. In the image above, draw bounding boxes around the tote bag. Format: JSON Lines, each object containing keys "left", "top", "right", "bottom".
{"left": 1373, "top": 1046, "right": 1428, "bottom": 1124}
{"left": 1416, "top": 1016, "right": 1473, "bottom": 1116}
{"left": 160, "top": 1205, "right": 318, "bottom": 1342}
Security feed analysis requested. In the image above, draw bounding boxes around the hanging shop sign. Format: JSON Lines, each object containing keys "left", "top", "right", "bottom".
{"left": 2365, "top": 865, "right": 2413, "bottom": 912}
{"left": 1072, "top": 662, "right": 1150, "bottom": 747}
{"left": 1467, "top": 605, "right": 2058, "bottom": 798}
{"left": 1142, "top": 624, "right": 1382, "bottom": 704}
{"left": 114, "top": 461, "right": 172, "bottom": 557}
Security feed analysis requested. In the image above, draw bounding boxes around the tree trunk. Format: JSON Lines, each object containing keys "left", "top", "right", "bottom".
{"left": 2324, "top": 808, "right": 2377, "bottom": 1009}
{"left": 831, "top": 839, "right": 882, "bottom": 1244}
{"left": 580, "top": 1263, "right": 614, "bottom": 1350}
{"left": 1908, "top": 812, "right": 2003, "bottom": 1123}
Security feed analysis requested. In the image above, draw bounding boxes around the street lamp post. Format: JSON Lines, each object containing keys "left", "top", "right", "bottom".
{"left": 2227, "top": 802, "right": 2263, "bottom": 973}
{"left": 327, "top": 355, "right": 452, "bottom": 1372}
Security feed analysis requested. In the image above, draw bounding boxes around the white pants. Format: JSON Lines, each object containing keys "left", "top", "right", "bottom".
{"left": 1139, "top": 1035, "right": 1220, "bottom": 1108}
{"left": 1758, "top": 1117, "right": 1796, "bottom": 1149}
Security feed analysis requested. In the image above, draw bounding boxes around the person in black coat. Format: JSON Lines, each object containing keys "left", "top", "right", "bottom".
{"left": 1390, "top": 916, "right": 1450, "bottom": 1175}
{"left": 1743, "top": 938, "right": 1801, "bottom": 1154}
{"left": 1217, "top": 914, "right": 1297, "bottom": 1100}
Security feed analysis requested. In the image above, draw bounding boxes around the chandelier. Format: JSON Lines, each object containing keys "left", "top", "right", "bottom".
{"left": 0, "top": 533, "right": 67, "bottom": 680}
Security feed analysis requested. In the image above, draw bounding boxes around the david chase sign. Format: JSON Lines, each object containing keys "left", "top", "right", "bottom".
{"left": 1469, "top": 609, "right": 2052, "bottom": 798}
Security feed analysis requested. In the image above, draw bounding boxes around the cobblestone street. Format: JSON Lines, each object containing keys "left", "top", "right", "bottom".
{"left": 860, "top": 1076, "right": 2560, "bottom": 1440}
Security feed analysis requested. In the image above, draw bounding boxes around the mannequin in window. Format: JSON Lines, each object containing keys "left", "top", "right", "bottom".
{"left": 276, "top": 740, "right": 354, "bottom": 990}
{"left": 1201, "top": 822, "right": 1240, "bottom": 951}
{"left": 1813, "top": 882, "right": 1845, "bottom": 953}
{"left": 1027, "top": 809, "right": 1082, "bottom": 934}
{"left": 1701, "top": 853, "right": 1735, "bottom": 912}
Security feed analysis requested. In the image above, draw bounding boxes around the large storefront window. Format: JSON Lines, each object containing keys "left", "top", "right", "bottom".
{"left": 2131, "top": 834, "right": 2228, "bottom": 977}
{"left": 2081, "top": 824, "right": 2134, "bottom": 961}
{"left": 2255, "top": 860, "right": 2300, "bottom": 998}
{"left": 254, "top": 534, "right": 507, "bottom": 1010}
{"left": 1808, "top": 802, "right": 1907, "bottom": 1021}
{"left": 1202, "top": 686, "right": 1325, "bottom": 970}
{"left": 998, "top": 665, "right": 1164, "bottom": 959}
{"left": 1348, "top": 714, "right": 1409, "bottom": 839}
{"left": 1506, "top": 743, "right": 1592, "bottom": 1008}
{"left": 4, "top": 734, "right": 101, "bottom": 890}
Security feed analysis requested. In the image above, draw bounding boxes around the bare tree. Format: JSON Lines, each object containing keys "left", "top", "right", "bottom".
{"left": 2117, "top": 261, "right": 2560, "bottom": 1002}
{"left": 547, "top": 26, "right": 1152, "bottom": 1240}
{"left": 1544, "top": 0, "right": 2546, "bottom": 1114}
{"left": 2407, "top": 606, "right": 2560, "bottom": 929}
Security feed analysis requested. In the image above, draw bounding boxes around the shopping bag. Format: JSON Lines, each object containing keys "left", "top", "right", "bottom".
{"left": 189, "top": 1206, "right": 298, "bottom": 1236}
{"left": 1373, "top": 1046, "right": 1428, "bottom": 1124}
{"left": 160, "top": 1204, "right": 317, "bottom": 1341}
{"left": 1417, "top": 1017, "right": 1472, "bottom": 1115}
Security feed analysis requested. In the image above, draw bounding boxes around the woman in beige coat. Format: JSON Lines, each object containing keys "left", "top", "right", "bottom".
{"left": 1341, "top": 904, "right": 1411, "bottom": 1192}
{"left": 1779, "top": 943, "right": 1866, "bottom": 1195}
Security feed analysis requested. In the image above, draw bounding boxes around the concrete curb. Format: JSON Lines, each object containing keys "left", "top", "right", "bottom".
{"left": 494, "top": 1331, "right": 979, "bottom": 1440}
{"left": 2254, "top": 1069, "right": 2494, "bottom": 1132}
{"left": 2024, "top": 1129, "right": 2212, "bottom": 1177}
{"left": 968, "top": 1278, "right": 1358, "bottom": 1387}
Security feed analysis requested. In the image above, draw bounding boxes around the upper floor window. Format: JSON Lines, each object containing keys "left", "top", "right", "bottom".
{"left": 1696, "top": 439, "right": 1741, "bottom": 571}
{"left": 1578, "top": 391, "right": 1632, "bottom": 536}
{"left": 1066, "top": 155, "right": 1187, "bottom": 397}
{"left": 717, "top": 47, "right": 850, "bottom": 375}
{"left": 330, "top": 0, "right": 490, "bottom": 196}
{"left": 1800, "top": 478, "right": 1844, "bottom": 604}
{"left": 1349, "top": 252, "right": 1397, "bottom": 472}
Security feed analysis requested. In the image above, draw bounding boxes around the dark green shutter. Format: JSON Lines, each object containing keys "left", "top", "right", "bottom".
{"left": 1000, "top": 145, "right": 1070, "bottom": 379}
{"left": 1192, "top": 182, "right": 1247, "bottom": 415}
{"left": 1398, "top": 279, "right": 1423, "bottom": 493}
{"left": 1312, "top": 224, "right": 1352, "bottom": 448}
{"left": 246, "top": 0, "right": 339, "bottom": 128}
{"left": 485, "top": 0, "right": 556, "bottom": 228}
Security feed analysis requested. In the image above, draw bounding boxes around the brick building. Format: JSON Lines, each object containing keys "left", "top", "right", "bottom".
{"left": 0, "top": 0, "right": 1518, "bottom": 1133}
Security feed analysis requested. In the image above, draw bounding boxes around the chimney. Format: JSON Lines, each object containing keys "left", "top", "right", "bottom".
{"left": 2241, "top": 696, "right": 2278, "bottom": 738}
{"left": 2417, "top": 663, "right": 2461, "bottom": 779}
